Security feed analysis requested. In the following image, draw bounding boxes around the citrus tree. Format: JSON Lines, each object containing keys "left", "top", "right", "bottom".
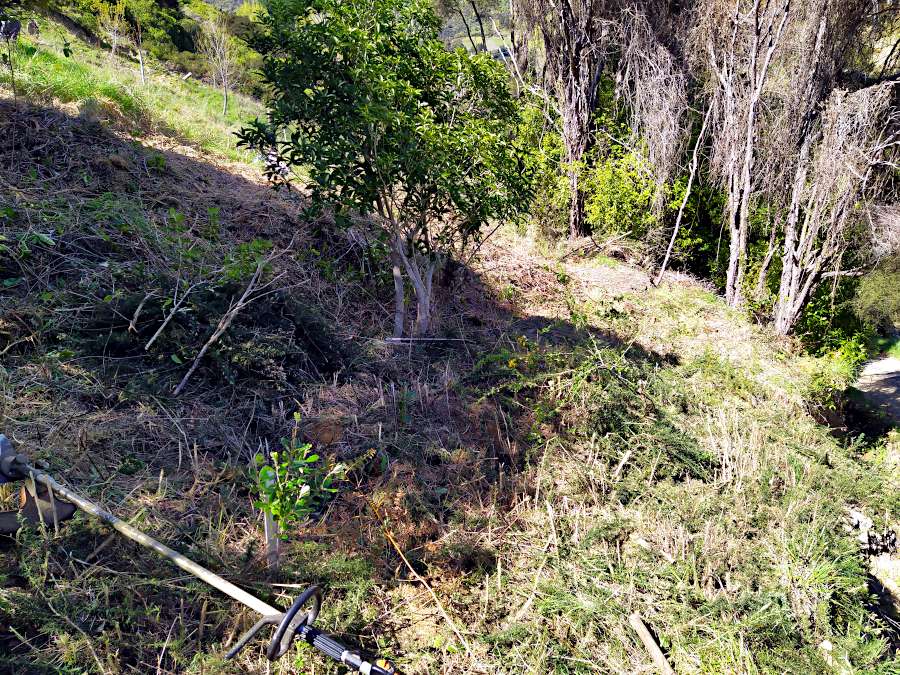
{"left": 238, "top": 0, "right": 534, "bottom": 336}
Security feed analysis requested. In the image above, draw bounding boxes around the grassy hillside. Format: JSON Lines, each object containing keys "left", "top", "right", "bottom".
{"left": 1, "top": 16, "right": 261, "bottom": 160}
{"left": 1, "top": 14, "right": 899, "bottom": 675}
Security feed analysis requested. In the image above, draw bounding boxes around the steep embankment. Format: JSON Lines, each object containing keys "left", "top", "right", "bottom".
{"left": 2, "top": 15, "right": 899, "bottom": 675}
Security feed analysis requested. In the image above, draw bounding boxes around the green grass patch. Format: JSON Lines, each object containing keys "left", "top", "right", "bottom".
{"left": 1, "top": 19, "right": 262, "bottom": 160}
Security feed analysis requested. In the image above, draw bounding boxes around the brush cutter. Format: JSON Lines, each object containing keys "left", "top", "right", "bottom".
{"left": 0, "top": 434, "right": 397, "bottom": 673}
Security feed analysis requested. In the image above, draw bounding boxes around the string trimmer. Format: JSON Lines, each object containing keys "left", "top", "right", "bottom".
{"left": 0, "top": 434, "right": 397, "bottom": 673}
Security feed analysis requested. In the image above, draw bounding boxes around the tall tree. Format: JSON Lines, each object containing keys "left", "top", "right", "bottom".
{"left": 693, "top": 0, "right": 790, "bottom": 308}
{"left": 517, "top": 0, "right": 618, "bottom": 238}
{"left": 772, "top": 82, "right": 899, "bottom": 334}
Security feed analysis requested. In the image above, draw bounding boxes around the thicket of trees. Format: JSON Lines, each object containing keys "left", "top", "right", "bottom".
{"left": 503, "top": 0, "right": 899, "bottom": 338}
{"left": 234, "top": 0, "right": 897, "bottom": 342}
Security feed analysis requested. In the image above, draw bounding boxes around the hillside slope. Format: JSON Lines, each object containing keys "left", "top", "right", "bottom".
{"left": 2, "top": 15, "right": 900, "bottom": 675}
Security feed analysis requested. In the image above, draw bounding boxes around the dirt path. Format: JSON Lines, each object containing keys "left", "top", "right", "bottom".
{"left": 856, "top": 357, "right": 900, "bottom": 425}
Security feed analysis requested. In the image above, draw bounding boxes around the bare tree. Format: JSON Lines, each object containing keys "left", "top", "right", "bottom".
{"left": 517, "top": 0, "right": 618, "bottom": 238}
{"left": 773, "top": 82, "right": 899, "bottom": 334}
{"left": 617, "top": 5, "right": 690, "bottom": 209}
{"left": 693, "top": 0, "right": 790, "bottom": 308}
{"left": 748, "top": 0, "right": 900, "bottom": 333}
{"left": 198, "top": 15, "right": 238, "bottom": 117}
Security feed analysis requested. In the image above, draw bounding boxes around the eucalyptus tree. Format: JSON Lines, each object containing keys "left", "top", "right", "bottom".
{"left": 240, "top": 0, "right": 534, "bottom": 337}
{"left": 515, "top": 0, "right": 619, "bottom": 238}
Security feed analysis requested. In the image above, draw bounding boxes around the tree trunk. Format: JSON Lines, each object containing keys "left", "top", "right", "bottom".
{"left": 723, "top": 173, "right": 742, "bottom": 306}
{"left": 413, "top": 261, "right": 437, "bottom": 336}
{"left": 510, "top": 28, "right": 528, "bottom": 77}
{"left": 469, "top": 1, "right": 487, "bottom": 52}
{"left": 456, "top": 8, "right": 478, "bottom": 53}
{"left": 5, "top": 40, "right": 16, "bottom": 104}
{"left": 222, "top": 84, "right": 228, "bottom": 116}
{"left": 137, "top": 48, "right": 145, "bottom": 85}
{"left": 392, "top": 255, "right": 406, "bottom": 339}
{"left": 568, "top": 167, "right": 585, "bottom": 239}
{"left": 754, "top": 216, "right": 778, "bottom": 300}
{"left": 773, "top": 136, "right": 813, "bottom": 335}
{"left": 391, "top": 238, "right": 437, "bottom": 337}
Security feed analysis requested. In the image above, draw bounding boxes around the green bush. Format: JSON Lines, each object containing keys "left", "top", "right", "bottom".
{"left": 240, "top": 0, "right": 535, "bottom": 336}
{"left": 516, "top": 99, "right": 569, "bottom": 240}
{"left": 853, "top": 257, "right": 900, "bottom": 331}
{"left": 583, "top": 144, "right": 657, "bottom": 239}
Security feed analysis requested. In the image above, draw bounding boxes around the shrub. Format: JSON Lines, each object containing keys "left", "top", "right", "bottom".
{"left": 583, "top": 144, "right": 657, "bottom": 239}
{"left": 853, "top": 256, "right": 900, "bottom": 331}
{"left": 239, "top": 0, "right": 535, "bottom": 336}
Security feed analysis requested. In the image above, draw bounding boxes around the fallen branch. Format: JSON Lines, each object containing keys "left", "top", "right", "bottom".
{"left": 172, "top": 259, "right": 282, "bottom": 396}
{"left": 128, "top": 291, "right": 155, "bottom": 333}
{"left": 629, "top": 612, "right": 675, "bottom": 675}
{"left": 144, "top": 281, "right": 205, "bottom": 351}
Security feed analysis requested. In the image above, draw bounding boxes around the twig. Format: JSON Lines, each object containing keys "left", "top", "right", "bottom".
{"left": 628, "top": 612, "right": 675, "bottom": 675}
{"left": 0, "top": 334, "right": 34, "bottom": 357}
{"left": 172, "top": 260, "right": 280, "bottom": 396}
{"left": 129, "top": 292, "right": 156, "bottom": 333}
{"left": 383, "top": 337, "right": 470, "bottom": 343}
{"left": 144, "top": 281, "right": 205, "bottom": 351}
{"left": 371, "top": 501, "right": 472, "bottom": 656}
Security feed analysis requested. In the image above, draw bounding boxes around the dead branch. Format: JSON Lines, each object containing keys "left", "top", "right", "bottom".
{"left": 628, "top": 612, "right": 675, "bottom": 675}
{"left": 144, "top": 281, "right": 206, "bottom": 351}
{"left": 172, "top": 258, "right": 283, "bottom": 397}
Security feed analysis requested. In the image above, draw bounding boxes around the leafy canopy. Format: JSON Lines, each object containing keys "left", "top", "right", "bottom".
{"left": 238, "top": 0, "right": 534, "bottom": 254}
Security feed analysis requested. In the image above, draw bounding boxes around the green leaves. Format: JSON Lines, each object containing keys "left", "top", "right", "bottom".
{"left": 251, "top": 415, "right": 348, "bottom": 536}
{"left": 238, "top": 0, "right": 534, "bottom": 253}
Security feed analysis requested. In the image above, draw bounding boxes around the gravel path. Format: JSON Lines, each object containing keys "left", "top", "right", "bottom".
{"left": 856, "top": 357, "right": 900, "bottom": 425}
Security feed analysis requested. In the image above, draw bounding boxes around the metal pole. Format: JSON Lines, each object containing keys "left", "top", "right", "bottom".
{"left": 23, "top": 464, "right": 280, "bottom": 619}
